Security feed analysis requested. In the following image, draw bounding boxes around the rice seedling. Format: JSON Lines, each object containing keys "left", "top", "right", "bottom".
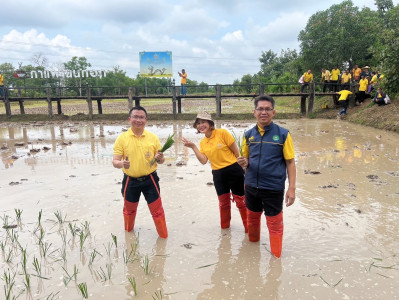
{"left": 23, "top": 273, "right": 31, "bottom": 290}
{"left": 68, "top": 222, "right": 78, "bottom": 237}
{"left": 103, "top": 242, "right": 113, "bottom": 259}
{"left": 77, "top": 282, "right": 88, "bottom": 299}
{"left": 54, "top": 210, "right": 66, "bottom": 224}
{"left": 128, "top": 277, "right": 137, "bottom": 296}
{"left": 81, "top": 221, "right": 91, "bottom": 236}
{"left": 46, "top": 291, "right": 60, "bottom": 300}
{"left": 0, "top": 240, "right": 5, "bottom": 252}
{"left": 61, "top": 265, "right": 78, "bottom": 286}
{"left": 3, "top": 268, "right": 16, "bottom": 300}
{"left": 38, "top": 209, "right": 43, "bottom": 227}
{"left": 123, "top": 244, "right": 138, "bottom": 265}
{"left": 21, "top": 248, "right": 28, "bottom": 273}
{"left": 72, "top": 264, "right": 79, "bottom": 281}
{"left": 142, "top": 254, "right": 152, "bottom": 275}
{"left": 111, "top": 233, "right": 118, "bottom": 248}
{"left": 14, "top": 209, "right": 23, "bottom": 221}
{"left": 231, "top": 130, "right": 245, "bottom": 156}
{"left": 1, "top": 213, "right": 10, "bottom": 228}
{"left": 5, "top": 248, "right": 13, "bottom": 263}
{"left": 60, "top": 247, "right": 67, "bottom": 264}
{"left": 152, "top": 290, "right": 164, "bottom": 300}
{"left": 319, "top": 275, "right": 343, "bottom": 288}
{"left": 60, "top": 228, "right": 68, "bottom": 245}
{"left": 96, "top": 264, "right": 113, "bottom": 282}
{"left": 149, "top": 133, "right": 175, "bottom": 166}
{"left": 39, "top": 241, "right": 52, "bottom": 257}
{"left": 88, "top": 249, "right": 102, "bottom": 268}
{"left": 79, "top": 231, "right": 89, "bottom": 251}
{"left": 32, "top": 256, "right": 42, "bottom": 276}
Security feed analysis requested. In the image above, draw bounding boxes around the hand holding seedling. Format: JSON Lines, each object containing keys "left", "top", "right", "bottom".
{"left": 122, "top": 156, "right": 130, "bottom": 169}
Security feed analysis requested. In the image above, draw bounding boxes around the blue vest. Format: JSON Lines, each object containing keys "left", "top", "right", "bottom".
{"left": 244, "top": 122, "right": 289, "bottom": 190}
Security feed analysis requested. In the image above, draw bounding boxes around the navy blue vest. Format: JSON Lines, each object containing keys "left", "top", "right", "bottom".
{"left": 244, "top": 122, "right": 289, "bottom": 190}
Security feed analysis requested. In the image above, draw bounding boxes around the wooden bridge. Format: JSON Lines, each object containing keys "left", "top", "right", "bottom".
{"left": 1, "top": 82, "right": 343, "bottom": 118}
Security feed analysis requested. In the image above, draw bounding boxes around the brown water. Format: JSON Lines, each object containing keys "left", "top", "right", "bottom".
{"left": 1, "top": 119, "right": 399, "bottom": 300}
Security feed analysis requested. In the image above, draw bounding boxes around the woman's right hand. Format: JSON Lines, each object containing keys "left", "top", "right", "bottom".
{"left": 182, "top": 137, "right": 195, "bottom": 149}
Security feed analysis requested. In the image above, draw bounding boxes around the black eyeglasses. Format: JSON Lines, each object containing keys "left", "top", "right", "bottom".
{"left": 255, "top": 107, "right": 274, "bottom": 112}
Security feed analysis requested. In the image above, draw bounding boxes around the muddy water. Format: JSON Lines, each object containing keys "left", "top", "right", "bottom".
{"left": 1, "top": 119, "right": 399, "bottom": 300}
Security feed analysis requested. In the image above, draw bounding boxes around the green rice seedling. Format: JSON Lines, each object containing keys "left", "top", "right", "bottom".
{"left": 3, "top": 268, "right": 16, "bottom": 300}
{"left": 32, "top": 256, "right": 42, "bottom": 276}
{"left": 61, "top": 266, "right": 73, "bottom": 286}
{"left": 72, "top": 264, "right": 79, "bottom": 281}
{"left": 60, "top": 247, "right": 67, "bottom": 264}
{"left": 0, "top": 240, "right": 5, "bottom": 252}
{"left": 14, "top": 209, "right": 23, "bottom": 221}
{"left": 5, "top": 248, "right": 13, "bottom": 263}
{"left": 88, "top": 249, "right": 102, "bottom": 268}
{"left": 152, "top": 290, "right": 164, "bottom": 300}
{"left": 39, "top": 242, "right": 52, "bottom": 257}
{"left": 79, "top": 231, "right": 89, "bottom": 251}
{"left": 54, "top": 210, "right": 66, "bottom": 224}
{"left": 23, "top": 273, "right": 31, "bottom": 290}
{"left": 96, "top": 267, "right": 107, "bottom": 282}
{"left": 60, "top": 229, "right": 68, "bottom": 245}
{"left": 77, "top": 282, "right": 88, "bottom": 299}
{"left": 111, "top": 233, "right": 118, "bottom": 248}
{"left": 1, "top": 214, "right": 10, "bottom": 228}
{"left": 231, "top": 130, "right": 245, "bottom": 156}
{"left": 128, "top": 277, "right": 137, "bottom": 296}
{"left": 81, "top": 221, "right": 91, "bottom": 236}
{"left": 106, "top": 263, "right": 112, "bottom": 280}
{"left": 103, "top": 242, "right": 113, "bottom": 258}
{"left": 68, "top": 222, "right": 78, "bottom": 237}
{"left": 46, "top": 291, "right": 60, "bottom": 300}
{"left": 38, "top": 209, "right": 43, "bottom": 227}
{"left": 142, "top": 254, "right": 151, "bottom": 275}
{"left": 149, "top": 133, "right": 175, "bottom": 166}
{"left": 21, "top": 248, "right": 28, "bottom": 273}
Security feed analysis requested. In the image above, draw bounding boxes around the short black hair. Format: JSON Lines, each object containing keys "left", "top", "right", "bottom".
{"left": 129, "top": 106, "right": 147, "bottom": 118}
{"left": 254, "top": 95, "right": 275, "bottom": 109}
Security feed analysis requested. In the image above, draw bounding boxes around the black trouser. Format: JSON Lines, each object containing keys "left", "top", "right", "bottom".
{"left": 355, "top": 91, "right": 366, "bottom": 103}
{"left": 212, "top": 162, "right": 244, "bottom": 196}
{"left": 330, "top": 80, "right": 338, "bottom": 92}
{"left": 245, "top": 185, "right": 284, "bottom": 217}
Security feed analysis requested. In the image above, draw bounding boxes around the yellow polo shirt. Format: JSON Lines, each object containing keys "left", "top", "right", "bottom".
{"left": 181, "top": 73, "right": 187, "bottom": 84}
{"left": 331, "top": 69, "right": 341, "bottom": 80}
{"left": 302, "top": 72, "right": 313, "bottom": 83}
{"left": 322, "top": 70, "right": 331, "bottom": 81}
{"left": 338, "top": 90, "right": 353, "bottom": 101}
{"left": 0, "top": 74, "right": 4, "bottom": 85}
{"left": 341, "top": 73, "right": 351, "bottom": 83}
{"left": 352, "top": 68, "right": 361, "bottom": 79}
{"left": 359, "top": 78, "right": 368, "bottom": 92}
{"left": 199, "top": 128, "right": 237, "bottom": 170}
{"left": 370, "top": 75, "right": 378, "bottom": 84}
{"left": 113, "top": 128, "right": 161, "bottom": 177}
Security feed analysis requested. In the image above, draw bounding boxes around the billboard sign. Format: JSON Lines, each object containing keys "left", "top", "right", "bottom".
{"left": 139, "top": 51, "right": 172, "bottom": 77}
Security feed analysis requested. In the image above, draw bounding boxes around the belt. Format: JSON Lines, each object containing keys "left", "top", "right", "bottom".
{"left": 128, "top": 171, "right": 156, "bottom": 182}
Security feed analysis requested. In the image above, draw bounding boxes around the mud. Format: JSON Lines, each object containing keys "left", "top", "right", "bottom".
{"left": 1, "top": 119, "right": 399, "bottom": 299}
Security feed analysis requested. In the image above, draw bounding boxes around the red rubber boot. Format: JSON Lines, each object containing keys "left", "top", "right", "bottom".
{"left": 247, "top": 209, "right": 262, "bottom": 242}
{"left": 266, "top": 212, "right": 283, "bottom": 258}
{"left": 232, "top": 194, "right": 248, "bottom": 233}
{"left": 123, "top": 200, "right": 138, "bottom": 232}
{"left": 148, "top": 198, "right": 168, "bottom": 238}
{"left": 218, "top": 193, "right": 231, "bottom": 229}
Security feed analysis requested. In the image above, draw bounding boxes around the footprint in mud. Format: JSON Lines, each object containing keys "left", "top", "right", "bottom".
{"left": 304, "top": 169, "right": 321, "bottom": 175}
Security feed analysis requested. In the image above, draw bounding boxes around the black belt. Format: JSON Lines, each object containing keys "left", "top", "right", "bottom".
{"left": 128, "top": 171, "right": 156, "bottom": 182}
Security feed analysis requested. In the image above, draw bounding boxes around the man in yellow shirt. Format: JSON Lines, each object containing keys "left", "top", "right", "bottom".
{"left": 330, "top": 65, "right": 341, "bottom": 92}
{"left": 355, "top": 75, "right": 369, "bottom": 105}
{"left": 321, "top": 68, "right": 331, "bottom": 92}
{"left": 337, "top": 89, "right": 353, "bottom": 117}
{"left": 352, "top": 64, "right": 362, "bottom": 82}
{"left": 178, "top": 69, "right": 187, "bottom": 95}
{"left": 113, "top": 106, "right": 168, "bottom": 238}
{"left": 300, "top": 69, "right": 313, "bottom": 93}
{"left": 0, "top": 71, "right": 4, "bottom": 98}
{"left": 340, "top": 69, "right": 352, "bottom": 91}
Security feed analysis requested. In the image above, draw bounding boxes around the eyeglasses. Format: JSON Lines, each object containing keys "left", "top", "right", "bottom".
{"left": 130, "top": 115, "right": 147, "bottom": 120}
{"left": 255, "top": 107, "right": 274, "bottom": 112}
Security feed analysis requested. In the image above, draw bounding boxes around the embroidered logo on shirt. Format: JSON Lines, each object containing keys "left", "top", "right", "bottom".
{"left": 145, "top": 151, "right": 151, "bottom": 158}
{"left": 272, "top": 135, "right": 280, "bottom": 142}
{"left": 218, "top": 143, "right": 222, "bottom": 148}
{"left": 249, "top": 136, "right": 255, "bottom": 141}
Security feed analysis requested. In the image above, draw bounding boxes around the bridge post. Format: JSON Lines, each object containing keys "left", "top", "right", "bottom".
{"left": 300, "top": 96, "right": 307, "bottom": 115}
{"left": 46, "top": 88, "right": 53, "bottom": 117}
{"left": 128, "top": 87, "right": 133, "bottom": 109}
{"left": 18, "top": 88, "right": 25, "bottom": 114}
{"left": 134, "top": 87, "right": 141, "bottom": 107}
{"left": 4, "top": 87, "right": 12, "bottom": 117}
{"left": 56, "top": 86, "right": 62, "bottom": 114}
{"left": 216, "top": 85, "right": 222, "bottom": 117}
{"left": 172, "top": 84, "right": 177, "bottom": 118}
{"left": 307, "top": 82, "right": 315, "bottom": 114}
{"left": 259, "top": 84, "right": 265, "bottom": 96}
{"left": 87, "top": 87, "right": 93, "bottom": 119}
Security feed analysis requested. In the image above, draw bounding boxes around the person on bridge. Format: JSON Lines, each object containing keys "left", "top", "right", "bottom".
{"left": 182, "top": 111, "right": 248, "bottom": 233}
{"left": 178, "top": 69, "right": 187, "bottom": 96}
{"left": 330, "top": 65, "right": 341, "bottom": 92}
{"left": 237, "top": 95, "right": 296, "bottom": 258}
{"left": 0, "top": 71, "right": 5, "bottom": 98}
{"left": 113, "top": 106, "right": 168, "bottom": 238}
{"left": 340, "top": 69, "right": 352, "bottom": 91}
{"left": 300, "top": 69, "right": 313, "bottom": 93}
{"left": 321, "top": 68, "right": 331, "bottom": 92}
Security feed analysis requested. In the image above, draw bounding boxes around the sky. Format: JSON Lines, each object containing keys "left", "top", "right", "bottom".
{"left": 0, "top": 0, "right": 397, "bottom": 84}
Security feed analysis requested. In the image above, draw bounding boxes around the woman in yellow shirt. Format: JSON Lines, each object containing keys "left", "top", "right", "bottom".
{"left": 182, "top": 111, "right": 247, "bottom": 232}
{"left": 355, "top": 75, "right": 369, "bottom": 105}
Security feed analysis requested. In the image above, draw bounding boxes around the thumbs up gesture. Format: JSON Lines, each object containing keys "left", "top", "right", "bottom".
{"left": 122, "top": 156, "right": 130, "bottom": 169}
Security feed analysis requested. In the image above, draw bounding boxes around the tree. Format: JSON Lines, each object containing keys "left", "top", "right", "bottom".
{"left": 375, "top": 4, "right": 399, "bottom": 94}
{"left": 63, "top": 56, "right": 92, "bottom": 95}
{"left": 298, "top": 0, "right": 379, "bottom": 76}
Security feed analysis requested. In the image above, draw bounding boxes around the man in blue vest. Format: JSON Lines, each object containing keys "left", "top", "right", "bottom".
{"left": 237, "top": 95, "right": 296, "bottom": 258}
